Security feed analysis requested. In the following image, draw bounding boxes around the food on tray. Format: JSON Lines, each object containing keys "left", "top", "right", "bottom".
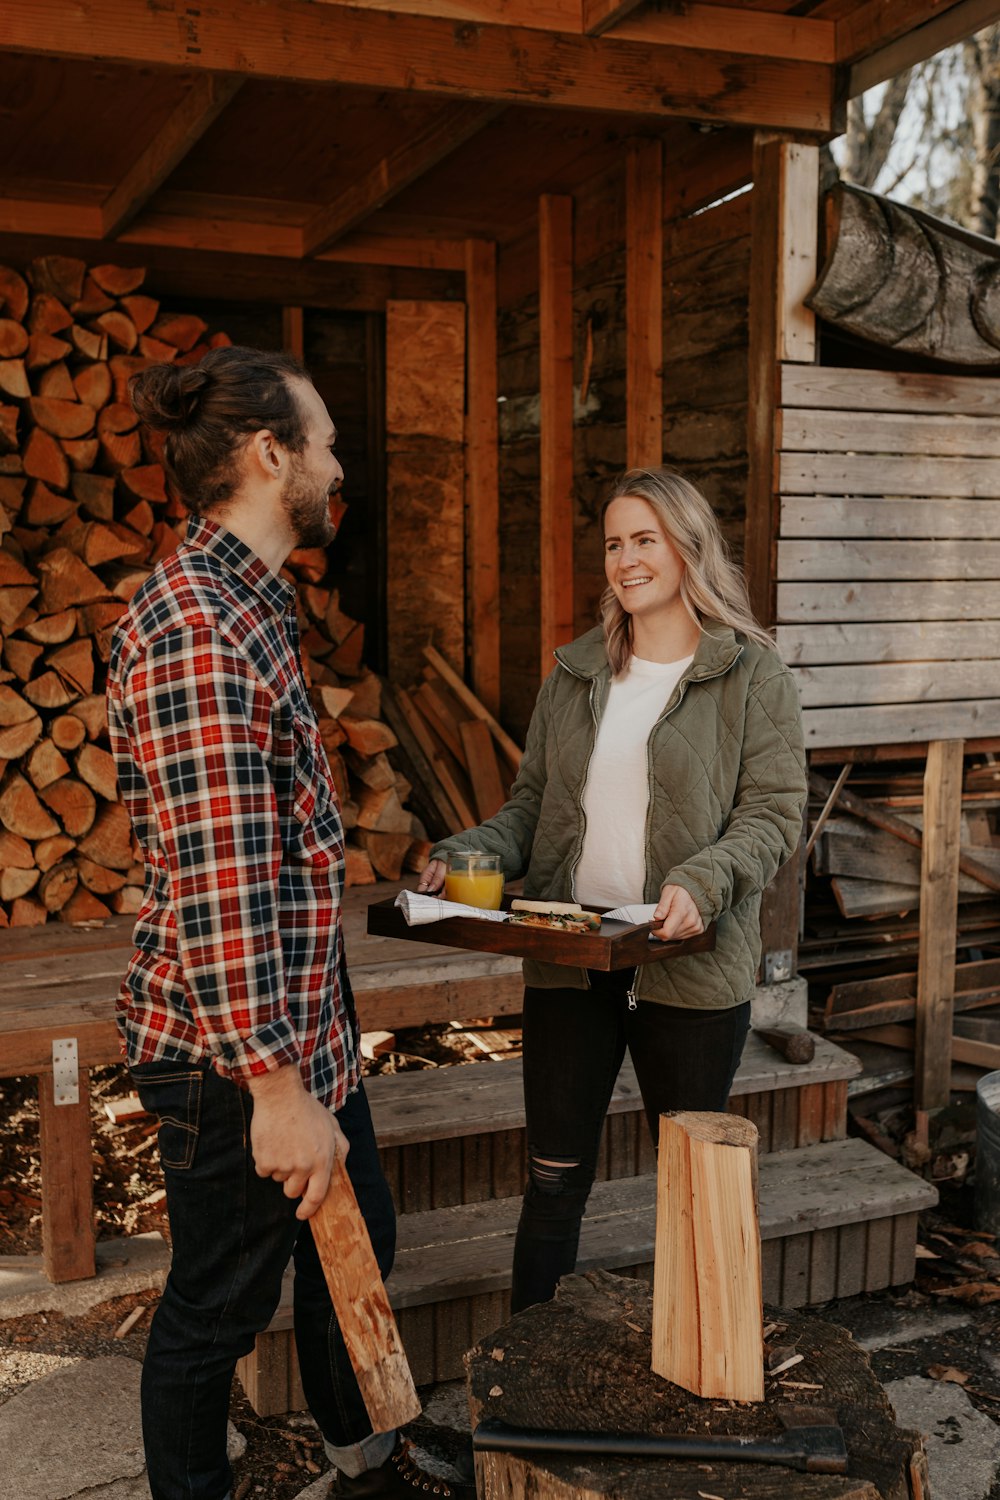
{"left": 508, "top": 899, "right": 601, "bottom": 934}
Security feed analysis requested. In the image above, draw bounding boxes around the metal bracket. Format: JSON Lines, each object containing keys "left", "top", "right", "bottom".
{"left": 763, "top": 949, "right": 794, "bottom": 986}
{"left": 52, "top": 1038, "right": 80, "bottom": 1106}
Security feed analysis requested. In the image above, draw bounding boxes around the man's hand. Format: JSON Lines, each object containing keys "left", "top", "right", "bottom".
{"left": 417, "top": 857, "right": 446, "bottom": 894}
{"left": 248, "top": 1065, "right": 350, "bottom": 1220}
{"left": 651, "top": 883, "right": 705, "bottom": 942}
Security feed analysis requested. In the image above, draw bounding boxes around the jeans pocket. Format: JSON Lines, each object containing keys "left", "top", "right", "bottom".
{"left": 131, "top": 1065, "right": 205, "bottom": 1171}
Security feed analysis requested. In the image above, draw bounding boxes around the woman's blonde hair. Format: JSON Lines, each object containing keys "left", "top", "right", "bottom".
{"left": 600, "top": 467, "right": 773, "bottom": 674}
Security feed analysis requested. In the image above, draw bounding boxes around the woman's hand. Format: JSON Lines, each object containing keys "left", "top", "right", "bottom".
{"left": 651, "top": 883, "right": 705, "bottom": 942}
{"left": 417, "top": 857, "right": 446, "bottom": 894}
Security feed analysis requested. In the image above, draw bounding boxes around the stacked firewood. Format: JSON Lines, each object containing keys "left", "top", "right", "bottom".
{"left": 0, "top": 254, "right": 432, "bottom": 924}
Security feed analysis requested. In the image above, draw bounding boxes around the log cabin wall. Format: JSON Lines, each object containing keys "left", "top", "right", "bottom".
{"left": 662, "top": 190, "right": 752, "bottom": 560}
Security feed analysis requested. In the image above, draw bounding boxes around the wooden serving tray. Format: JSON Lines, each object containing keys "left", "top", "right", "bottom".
{"left": 366, "top": 897, "right": 716, "bottom": 972}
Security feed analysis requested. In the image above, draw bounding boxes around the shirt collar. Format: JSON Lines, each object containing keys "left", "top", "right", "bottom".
{"left": 182, "top": 515, "right": 296, "bottom": 617}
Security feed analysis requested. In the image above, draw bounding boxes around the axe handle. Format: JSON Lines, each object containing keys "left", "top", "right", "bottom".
{"left": 755, "top": 1026, "right": 815, "bottom": 1065}
{"left": 310, "top": 1153, "right": 421, "bottom": 1432}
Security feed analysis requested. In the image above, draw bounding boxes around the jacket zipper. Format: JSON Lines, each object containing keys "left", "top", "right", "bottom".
{"left": 568, "top": 673, "right": 603, "bottom": 906}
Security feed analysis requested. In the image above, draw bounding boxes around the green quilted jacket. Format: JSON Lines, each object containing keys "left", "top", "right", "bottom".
{"left": 430, "top": 622, "right": 807, "bottom": 1008}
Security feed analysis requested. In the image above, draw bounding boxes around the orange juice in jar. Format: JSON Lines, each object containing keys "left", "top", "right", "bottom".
{"left": 444, "top": 851, "right": 504, "bottom": 910}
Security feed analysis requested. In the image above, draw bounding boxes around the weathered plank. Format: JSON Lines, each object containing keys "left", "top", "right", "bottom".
{"left": 916, "top": 739, "right": 964, "bottom": 1111}
{"left": 802, "top": 700, "right": 1000, "bottom": 748}
{"left": 777, "top": 581, "right": 1000, "bottom": 623}
{"left": 780, "top": 363, "right": 1000, "bottom": 416}
{"left": 779, "top": 409, "right": 1000, "bottom": 458}
{"left": 792, "top": 659, "right": 1000, "bottom": 708}
{"left": 777, "top": 620, "right": 1000, "bottom": 665}
{"left": 779, "top": 452, "right": 1000, "bottom": 498}
{"left": 778, "top": 539, "right": 1000, "bottom": 581}
{"left": 625, "top": 138, "right": 663, "bottom": 468}
{"left": 780, "top": 496, "right": 1000, "bottom": 540}
{"left": 538, "top": 194, "right": 575, "bottom": 676}
{"left": 465, "top": 239, "right": 501, "bottom": 717}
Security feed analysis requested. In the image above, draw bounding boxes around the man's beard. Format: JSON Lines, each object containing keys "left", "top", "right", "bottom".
{"left": 282, "top": 454, "right": 336, "bottom": 548}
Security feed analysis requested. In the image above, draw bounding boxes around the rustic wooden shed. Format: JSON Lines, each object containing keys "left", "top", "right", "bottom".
{"left": 1, "top": 0, "right": 999, "bottom": 1410}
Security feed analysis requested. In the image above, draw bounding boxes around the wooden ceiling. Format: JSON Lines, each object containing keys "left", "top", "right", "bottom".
{"left": 0, "top": 0, "right": 995, "bottom": 278}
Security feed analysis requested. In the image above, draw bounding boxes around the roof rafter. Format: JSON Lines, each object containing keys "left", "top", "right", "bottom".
{"left": 615, "top": 5, "right": 835, "bottom": 63}
{"left": 581, "top": 0, "right": 646, "bottom": 38}
{"left": 102, "top": 75, "right": 244, "bottom": 238}
{"left": 0, "top": 0, "right": 834, "bottom": 132}
{"left": 840, "top": 0, "right": 1000, "bottom": 94}
{"left": 302, "top": 102, "right": 500, "bottom": 257}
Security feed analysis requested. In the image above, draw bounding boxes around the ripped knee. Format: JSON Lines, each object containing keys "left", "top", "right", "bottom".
{"left": 528, "top": 1153, "right": 581, "bottom": 1196}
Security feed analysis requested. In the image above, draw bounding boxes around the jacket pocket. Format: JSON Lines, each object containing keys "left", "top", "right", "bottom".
{"left": 131, "top": 1064, "right": 205, "bottom": 1170}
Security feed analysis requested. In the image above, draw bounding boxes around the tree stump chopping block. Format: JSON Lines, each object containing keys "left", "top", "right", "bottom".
{"left": 466, "top": 1270, "right": 929, "bottom": 1500}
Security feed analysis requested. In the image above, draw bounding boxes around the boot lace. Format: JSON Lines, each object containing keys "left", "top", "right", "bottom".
{"left": 390, "top": 1439, "right": 453, "bottom": 1496}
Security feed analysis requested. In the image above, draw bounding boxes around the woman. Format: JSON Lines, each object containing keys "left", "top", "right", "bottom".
{"left": 418, "top": 467, "right": 807, "bottom": 1312}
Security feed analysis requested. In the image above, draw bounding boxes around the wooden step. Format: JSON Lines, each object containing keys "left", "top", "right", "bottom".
{"left": 370, "top": 1032, "right": 862, "bottom": 1213}
{"left": 237, "top": 1136, "right": 935, "bottom": 1413}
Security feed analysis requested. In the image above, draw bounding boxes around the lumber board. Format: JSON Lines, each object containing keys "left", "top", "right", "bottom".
{"left": 538, "top": 194, "right": 575, "bottom": 677}
{"left": 775, "top": 141, "right": 818, "bottom": 364}
{"left": 802, "top": 700, "right": 1000, "bottom": 749}
{"left": 916, "top": 739, "right": 964, "bottom": 1111}
{"left": 793, "top": 659, "right": 1000, "bottom": 709}
{"left": 777, "top": 539, "right": 1000, "bottom": 582}
{"left": 625, "top": 138, "right": 663, "bottom": 468}
{"left": 464, "top": 239, "right": 501, "bottom": 718}
{"left": 779, "top": 452, "right": 1000, "bottom": 498}
{"left": 777, "top": 580, "right": 1000, "bottom": 623}
{"left": 39, "top": 1068, "right": 96, "bottom": 1281}
{"left": 3, "top": 0, "right": 835, "bottom": 129}
{"left": 847, "top": 0, "right": 1000, "bottom": 97}
{"left": 826, "top": 956, "right": 1000, "bottom": 1031}
{"left": 777, "top": 619, "right": 1000, "bottom": 665}
{"left": 780, "top": 496, "right": 1000, "bottom": 540}
{"left": 779, "top": 362, "right": 1000, "bottom": 415}
{"left": 778, "top": 408, "right": 1000, "bottom": 459}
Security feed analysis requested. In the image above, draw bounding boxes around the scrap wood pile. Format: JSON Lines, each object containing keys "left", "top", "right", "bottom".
{"left": 802, "top": 752, "right": 1000, "bottom": 1106}
{"left": 0, "top": 253, "right": 522, "bottom": 925}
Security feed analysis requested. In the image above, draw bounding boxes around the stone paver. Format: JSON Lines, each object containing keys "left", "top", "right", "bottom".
{"left": 0, "top": 1234, "right": 170, "bottom": 1321}
{"left": 886, "top": 1374, "right": 1000, "bottom": 1500}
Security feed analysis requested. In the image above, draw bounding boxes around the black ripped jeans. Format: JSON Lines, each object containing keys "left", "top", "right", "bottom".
{"left": 511, "top": 968, "right": 751, "bottom": 1313}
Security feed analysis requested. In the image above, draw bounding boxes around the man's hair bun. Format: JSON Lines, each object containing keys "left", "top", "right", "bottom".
{"left": 128, "top": 363, "right": 211, "bottom": 432}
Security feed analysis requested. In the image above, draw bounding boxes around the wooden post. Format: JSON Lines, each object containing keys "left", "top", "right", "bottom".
{"left": 38, "top": 1066, "right": 96, "bottom": 1282}
{"left": 539, "top": 193, "right": 575, "bottom": 679}
{"left": 651, "top": 1112, "right": 763, "bottom": 1402}
{"left": 626, "top": 138, "right": 663, "bottom": 468}
{"left": 310, "top": 1153, "right": 422, "bottom": 1431}
{"left": 282, "top": 305, "right": 305, "bottom": 360}
{"left": 915, "top": 739, "right": 964, "bottom": 1111}
{"left": 745, "top": 136, "right": 818, "bottom": 627}
{"left": 464, "top": 239, "right": 501, "bottom": 716}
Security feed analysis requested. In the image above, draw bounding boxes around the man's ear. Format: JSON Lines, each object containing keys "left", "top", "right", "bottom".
{"left": 247, "top": 428, "right": 282, "bottom": 480}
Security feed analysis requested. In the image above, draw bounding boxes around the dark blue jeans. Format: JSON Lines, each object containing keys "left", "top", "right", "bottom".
{"left": 511, "top": 969, "right": 751, "bottom": 1313}
{"left": 131, "top": 1062, "right": 396, "bottom": 1500}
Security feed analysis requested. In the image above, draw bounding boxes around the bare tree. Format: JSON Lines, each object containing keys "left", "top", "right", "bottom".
{"left": 965, "top": 25, "right": 1000, "bottom": 237}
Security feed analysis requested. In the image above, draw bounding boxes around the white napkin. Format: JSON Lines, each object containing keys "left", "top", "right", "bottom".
{"left": 394, "top": 889, "right": 511, "bottom": 927}
{"left": 603, "top": 903, "right": 659, "bottom": 924}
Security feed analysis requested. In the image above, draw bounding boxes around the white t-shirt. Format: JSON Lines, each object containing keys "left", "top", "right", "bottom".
{"left": 574, "top": 653, "right": 694, "bottom": 908}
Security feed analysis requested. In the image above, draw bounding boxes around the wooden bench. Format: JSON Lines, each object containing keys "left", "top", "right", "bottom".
{"left": 0, "top": 881, "right": 523, "bottom": 1282}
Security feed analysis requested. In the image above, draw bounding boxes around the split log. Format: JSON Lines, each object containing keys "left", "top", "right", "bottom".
{"left": 50, "top": 713, "right": 86, "bottom": 751}
{"left": 75, "top": 801, "right": 134, "bottom": 869}
{"left": 0, "top": 773, "right": 60, "bottom": 838}
{"left": 37, "top": 363, "right": 77, "bottom": 401}
{"left": 40, "top": 777, "right": 97, "bottom": 838}
{"left": 25, "top": 739, "right": 71, "bottom": 789}
{"left": 90, "top": 264, "right": 147, "bottom": 297}
{"left": 76, "top": 742, "right": 119, "bottom": 802}
{"left": 355, "top": 785, "right": 413, "bottom": 835}
{"left": 344, "top": 845, "right": 377, "bottom": 887}
{"left": 341, "top": 716, "right": 398, "bottom": 758}
{"left": 28, "top": 397, "right": 95, "bottom": 440}
{"left": 0, "top": 865, "right": 40, "bottom": 902}
{"left": 0, "top": 359, "right": 30, "bottom": 399}
{"left": 35, "top": 833, "right": 75, "bottom": 871}
{"left": 60, "top": 887, "right": 111, "bottom": 924}
{"left": 352, "top": 829, "right": 413, "bottom": 880}
{"left": 38, "top": 860, "right": 79, "bottom": 913}
{"left": 24, "top": 483, "right": 75, "bottom": 526}
{"left": 810, "top": 183, "right": 1000, "bottom": 367}
{"left": 468, "top": 1270, "right": 928, "bottom": 1500}
{"left": 651, "top": 1112, "right": 762, "bottom": 1401}
{"left": 35, "top": 549, "right": 108, "bottom": 613}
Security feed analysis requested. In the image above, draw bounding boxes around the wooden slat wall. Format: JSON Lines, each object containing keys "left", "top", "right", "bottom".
{"left": 776, "top": 364, "right": 1000, "bottom": 749}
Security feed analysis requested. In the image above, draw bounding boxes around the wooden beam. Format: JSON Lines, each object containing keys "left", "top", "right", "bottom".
{"left": 915, "top": 739, "right": 964, "bottom": 1112}
{"left": 663, "top": 128, "right": 753, "bottom": 224}
{"left": 843, "top": 0, "right": 1000, "bottom": 96}
{"left": 464, "top": 239, "right": 501, "bottom": 717}
{"left": 102, "top": 75, "right": 243, "bottom": 238}
{"left": 626, "top": 138, "right": 663, "bottom": 469}
{"left": 582, "top": 0, "right": 646, "bottom": 36}
{"left": 302, "top": 103, "right": 499, "bottom": 257}
{"left": 282, "top": 307, "right": 305, "bottom": 359}
{"left": 616, "top": 4, "right": 835, "bottom": 63}
{"left": 0, "top": 0, "right": 835, "bottom": 131}
{"left": 539, "top": 194, "right": 575, "bottom": 678}
{"left": 0, "top": 200, "right": 105, "bottom": 240}
{"left": 745, "top": 136, "right": 818, "bottom": 628}
{"left": 313, "top": 0, "right": 580, "bottom": 34}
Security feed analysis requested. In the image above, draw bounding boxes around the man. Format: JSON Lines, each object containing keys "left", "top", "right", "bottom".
{"left": 107, "top": 346, "right": 464, "bottom": 1500}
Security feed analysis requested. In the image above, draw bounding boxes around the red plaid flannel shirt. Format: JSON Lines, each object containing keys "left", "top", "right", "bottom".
{"left": 106, "top": 518, "right": 357, "bottom": 1109}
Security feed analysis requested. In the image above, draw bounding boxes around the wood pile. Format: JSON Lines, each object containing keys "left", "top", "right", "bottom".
{"left": 803, "top": 751, "right": 1000, "bottom": 1100}
{"left": 0, "top": 254, "right": 522, "bottom": 923}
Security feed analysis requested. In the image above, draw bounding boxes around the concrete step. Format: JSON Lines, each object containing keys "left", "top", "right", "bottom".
{"left": 237, "top": 1136, "right": 937, "bottom": 1414}
{"left": 369, "top": 1031, "right": 862, "bottom": 1213}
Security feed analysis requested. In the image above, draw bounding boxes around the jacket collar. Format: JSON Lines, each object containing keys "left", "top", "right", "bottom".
{"left": 182, "top": 515, "right": 296, "bottom": 618}
{"left": 554, "top": 620, "right": 744, "bottom": 682}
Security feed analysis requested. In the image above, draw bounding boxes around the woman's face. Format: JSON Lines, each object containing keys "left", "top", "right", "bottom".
{"left": 603, "top": 494, "right": 686, "bottom": 625}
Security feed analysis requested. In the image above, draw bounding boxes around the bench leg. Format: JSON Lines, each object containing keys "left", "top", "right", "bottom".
{"left": 38, "top": 1068, "right": 96, "bottom": 1282}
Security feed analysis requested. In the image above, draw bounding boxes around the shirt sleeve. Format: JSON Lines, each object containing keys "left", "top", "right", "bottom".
{"left": 125, "top": 621, "right": 302, "bottom": 1081}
